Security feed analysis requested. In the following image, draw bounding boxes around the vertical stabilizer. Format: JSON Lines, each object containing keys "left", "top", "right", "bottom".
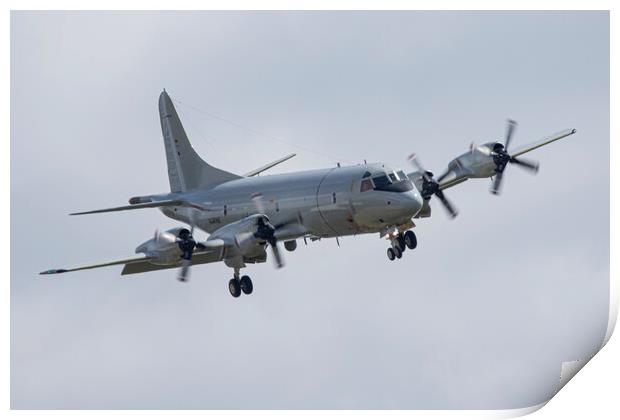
{"left": 158, "top": 91, "right": 241, "bottom": 192}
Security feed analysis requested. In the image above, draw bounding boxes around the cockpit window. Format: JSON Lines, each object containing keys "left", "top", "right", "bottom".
{"left": 397, "top": 170, "right": 408, "bottom": 180}
{"left": 372, "top": 173, "right": 414, "bottom": 192}
{"left": 362, "top": 171, "right": 372, "bottom": 178}
{"left": 360, "top": 178, "right": 373, "bottom": 192}
{"left": 372, "top": 175, "right": 391, "bottom": 189}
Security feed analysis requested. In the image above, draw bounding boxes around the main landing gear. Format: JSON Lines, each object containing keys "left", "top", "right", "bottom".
{"left": 228, "top": 268, "right": 253, "bottom": 298}
{"left": 386, "top": 230, "right": 417, "bottom": 261}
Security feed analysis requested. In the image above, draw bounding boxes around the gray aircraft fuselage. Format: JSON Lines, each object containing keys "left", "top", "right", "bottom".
{"left": 156, "top": 162, "right": 424, "bottom": 240}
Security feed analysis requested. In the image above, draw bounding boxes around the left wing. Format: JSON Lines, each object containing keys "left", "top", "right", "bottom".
{"left": 510, "top": 128, "right": 576, "bottom": 158}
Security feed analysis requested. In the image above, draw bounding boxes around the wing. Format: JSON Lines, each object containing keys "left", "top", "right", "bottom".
{"left": 121, "top": 250, "right": 223, "bottom": 275}
{"left": 70, "top": 199, "right": 212, "bottom": 216}
{"left": 510, "top": 128, "right": 576, "bottom": 158}
{"left": 40, "top": 250, "right": 224, "bottom": 276}
{"left": 40, "top": 255, "right": 152, "bottom": 275}
{"left": 244, "top": 153, "right": 296, "bottom": 177}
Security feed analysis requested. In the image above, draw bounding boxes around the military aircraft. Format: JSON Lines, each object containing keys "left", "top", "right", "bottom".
{"left": 40, "top": 91, "right": 577, "bottom": 298}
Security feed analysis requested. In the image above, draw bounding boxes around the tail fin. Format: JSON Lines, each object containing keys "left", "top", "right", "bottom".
{"left": 158, "top": 91, "right": 241, "bottom": 192}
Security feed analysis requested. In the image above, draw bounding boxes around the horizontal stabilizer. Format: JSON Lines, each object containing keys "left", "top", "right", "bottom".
{"left": 70, "top": 199, "right": 213, "bottom": 216}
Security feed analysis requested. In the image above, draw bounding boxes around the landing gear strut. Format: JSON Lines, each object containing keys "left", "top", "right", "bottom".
{"left": 229, "top": 268, "right": 253, "bottom": 298}
{"left": 386, "top": 230, "right": 417, "bottom": 261}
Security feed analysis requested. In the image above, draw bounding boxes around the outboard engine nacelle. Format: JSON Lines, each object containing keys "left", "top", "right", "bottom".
{"left": 135, "top": 227, "right": 190, "bottom": 265}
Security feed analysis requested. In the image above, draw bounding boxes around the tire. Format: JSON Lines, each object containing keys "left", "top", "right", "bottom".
{"left": 240, "top": 275, "right": 253, "bottom": 295}
{"left": 404, "top": 230, "right": 417, "bottom": 250}
{"left": 228, "top": 278, "right": 241, "bottom": 298}
{"left": 394, "top": 246, "right": 403, "bottom": 259}
{"left": 397, "top": 235, "right": 406, "bottom": 251}
{"left": 387, "top": 248, "right": 396, "bottom": 261}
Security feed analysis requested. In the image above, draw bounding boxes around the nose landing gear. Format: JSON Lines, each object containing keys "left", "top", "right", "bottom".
{"left": 386, "top": 230, "right": 417, "bottom": 261}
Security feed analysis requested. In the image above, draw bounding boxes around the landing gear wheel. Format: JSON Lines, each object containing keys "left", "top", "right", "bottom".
{"left": 394, "top": 246, "right": 403, "bottom": 259}
{"left": 404, "top": 230, "right": 417, "bottom": 250}
{"left": 240, "top": 275, "right": 253, "bottom": 295}
{"left": 228, "top": 278, "right": 241, "bottom": 298}
{"left": 387, "top": 248, "right": 396, "bottom": 261}
{"left": 397, "top": 235, "right": 406, "bottom": 252}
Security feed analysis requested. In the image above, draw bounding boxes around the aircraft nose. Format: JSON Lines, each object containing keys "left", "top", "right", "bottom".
{"left": 387, "top": 190, "right": 424, "bottom": 217}
{"left": 405, "top": 189, "right": 424, "bottom": 216}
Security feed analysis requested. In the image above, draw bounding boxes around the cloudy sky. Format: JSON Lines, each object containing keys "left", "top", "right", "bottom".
{"left": 11, "top": 11, "right": 609, "bottom": 409}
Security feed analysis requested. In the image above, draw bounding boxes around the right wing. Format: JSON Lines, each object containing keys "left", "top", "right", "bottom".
{"left": 121, "top": 250, "right": 223, "bottom": 275}
{"left": 40, "top": 255, "right": 152, "bottom": 275}
{"left": 70, "top": 199, "right": 212, "bottom": 216}
{"left": 40, "top": 249, "right": 224, "bottom": 276}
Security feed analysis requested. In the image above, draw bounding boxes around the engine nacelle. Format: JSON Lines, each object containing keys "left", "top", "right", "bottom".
{"left": 447, "top": 143, "right": 499, "bottom": 179}
{"left": 135, "top": 227, "right": 188, "bottom": 265}
{"left": 209, "top": 214, "right": 272, "bottom": 258}
{"left": 232, "top": 231, "right": 261, "bottom": 255}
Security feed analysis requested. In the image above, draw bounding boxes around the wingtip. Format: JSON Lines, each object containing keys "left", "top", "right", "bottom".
{"left": 69, "top": 211, "right": 89, "bottom": 216}
{"left": 39, "top": 269, "right": 67, "bottom": 275}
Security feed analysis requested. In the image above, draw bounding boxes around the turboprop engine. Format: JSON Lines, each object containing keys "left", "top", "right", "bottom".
{"left": 135, "top": 227, "right": 199, "bottom": 266}
{"left": 207, "top": 214, "right": 285, "bottom": 268}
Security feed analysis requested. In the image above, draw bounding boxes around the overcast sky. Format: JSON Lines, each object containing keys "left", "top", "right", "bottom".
{"left": 11, "top": 11, "right": 609, "bottom": 409}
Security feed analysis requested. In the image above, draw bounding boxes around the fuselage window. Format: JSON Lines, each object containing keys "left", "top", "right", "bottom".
{"left": 224, "top": 205, "right": 227, "bottom": 216}
{"left": 332, "top": 192, "right": 336, "bottom": 204}
{"left": 360, "top": 179, "right": 373, "bottom": 192}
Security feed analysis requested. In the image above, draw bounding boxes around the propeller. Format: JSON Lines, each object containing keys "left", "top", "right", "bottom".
{"left": 176, "top": 227, "right": 197, "bottom": 282}
{"left": 175, "top": 210, "right": 206, "bottom": 282}
{"left": 251, "top": 193, "right": 285, "bottom": 268}
{"left": 489, "top": 120, "right": 539, "bottom": 195}
{"left": 408, "top": 154, "right": 458, "bottom": 218}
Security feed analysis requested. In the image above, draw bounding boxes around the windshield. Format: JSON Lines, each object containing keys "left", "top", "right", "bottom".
{"left": 372, "top": 173, "right": 414, "bottom": 192}
{"left": 372, "top": 175, "right": 391, "bottom": 189}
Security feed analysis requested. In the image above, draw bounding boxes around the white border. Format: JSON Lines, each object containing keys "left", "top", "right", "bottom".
{"left": 4, "top": 1, "right": 616, "bottom": 418}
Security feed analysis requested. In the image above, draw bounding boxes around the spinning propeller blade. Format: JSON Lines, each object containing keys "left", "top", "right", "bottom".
{"left": 489, "top": 119, "right": 540, "bottom": 195}
{"left": 176, "top": 227, "right": 197, "bottom": 282}
{"left": 178, "top": 259, "right": 191, "bottom": 282}
{"left": 251, "top": 193, "right": 285, "bottom": 268}
{"left": 510, "top": 157, "right": 539, "bottom": 173}
{"left": 408, "top": 154, "right": 458, "bottom": 218}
